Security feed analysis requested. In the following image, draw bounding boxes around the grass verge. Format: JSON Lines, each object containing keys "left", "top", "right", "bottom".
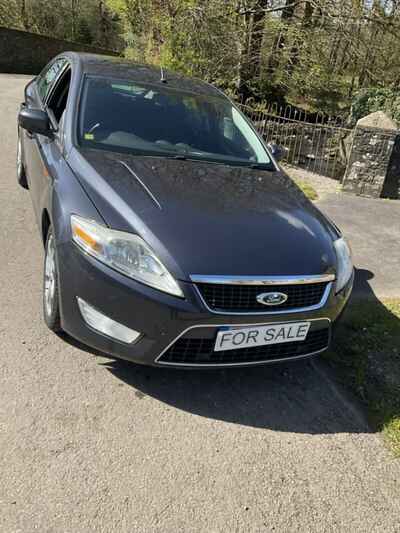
{"left": 324, "top": 299, "right": 400, "bottom": 456}
{"left": 293, "top": 178, "right": 319, "bottom": 201}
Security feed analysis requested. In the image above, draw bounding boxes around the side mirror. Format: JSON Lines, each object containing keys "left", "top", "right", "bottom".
{"left": 267, "top": 142, "right": 285, "bottom": 161}
{"left": 18, "top": 108, "right": 52, "bottom": 137}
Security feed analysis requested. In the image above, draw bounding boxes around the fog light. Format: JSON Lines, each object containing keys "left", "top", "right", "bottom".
{"left": 77, "top": 298, "right": 141, "bottom": 344}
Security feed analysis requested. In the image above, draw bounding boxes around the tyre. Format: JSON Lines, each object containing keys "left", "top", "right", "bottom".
{"left": 17, "top": 132, "right": 28, "bottom": 189}
{"left": 43, "top": 227, "right": 62, "bottom": 333}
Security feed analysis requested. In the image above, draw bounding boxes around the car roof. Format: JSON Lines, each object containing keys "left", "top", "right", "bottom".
{"left": 63, "top": 52, "right": 224, "bottom": 98}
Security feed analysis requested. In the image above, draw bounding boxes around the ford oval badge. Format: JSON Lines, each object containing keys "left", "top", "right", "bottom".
{"left": 256, "top": 292, "right": 288, "bottom": 306}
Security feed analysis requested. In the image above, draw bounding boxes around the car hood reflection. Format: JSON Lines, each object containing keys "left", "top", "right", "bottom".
{"left": 71, "top": 148, "right": 338, "bottom": 279}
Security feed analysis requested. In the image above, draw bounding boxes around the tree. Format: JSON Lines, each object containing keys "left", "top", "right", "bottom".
{"left": 4, "top": 0, "right": 400, "bottom": 116}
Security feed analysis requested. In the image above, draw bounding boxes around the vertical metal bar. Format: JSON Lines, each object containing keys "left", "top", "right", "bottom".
{"left": 313, "top": 112, "right": 324, "bottom": 174}
{"left": 330, "top": 127, "right": 339, "bottom": 179}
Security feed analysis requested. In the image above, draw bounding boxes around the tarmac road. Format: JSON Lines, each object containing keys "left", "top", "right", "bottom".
{"left": 1, "top": 74, "right": 400, "bottom": 532}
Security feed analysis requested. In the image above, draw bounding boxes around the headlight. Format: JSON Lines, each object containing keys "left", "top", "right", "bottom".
{"left": 333, "top": 237, "right": 353, "bottom": 293}
{"left": 71, "top": 215, "right": 184, "bottom": 298}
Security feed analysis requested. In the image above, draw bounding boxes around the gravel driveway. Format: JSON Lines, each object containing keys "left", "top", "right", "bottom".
{"left": 1, "top": 75, "right": 400, "bottom": 532}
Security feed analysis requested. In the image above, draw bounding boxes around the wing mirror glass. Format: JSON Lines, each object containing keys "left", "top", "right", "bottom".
{"left": 267, "top": 142, "right": 285, "bottom": 161}
{"left": 18, "top": 108, "right": 52, "bottom": 138}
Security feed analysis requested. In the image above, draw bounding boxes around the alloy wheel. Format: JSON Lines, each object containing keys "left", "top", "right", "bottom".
{"left": 17, "top": 137, "right": 22, "bottom": 177}
{"left": 44, "top": 234, "right": 56, "bottom": 318}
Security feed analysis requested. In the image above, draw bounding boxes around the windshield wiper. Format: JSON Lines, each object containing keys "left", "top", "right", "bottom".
{"left": 172, "top": 156, "right": 273, "bottom": 170}
{"left": 249, "top": 163, "right": 273, "bottom": 170}
{"left": 127, "top": 151, "right": 273, "bottom": 170}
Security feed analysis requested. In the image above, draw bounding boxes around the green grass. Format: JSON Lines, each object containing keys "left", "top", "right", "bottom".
{"left": 385, "top": 418, "right": 400, "bottom": 454}
{"left": 325, "top": 299, "right": 400, "bottom": 456}
{"left": 293, "top": 178, "right": 319, "bottom": 201}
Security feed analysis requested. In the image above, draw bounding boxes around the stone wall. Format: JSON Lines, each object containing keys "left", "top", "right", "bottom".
{"left": 382, "top": 136, "right": 400, "bottom": 199}
{"left": 343, "top": 112, "right": 400, "bottom": 199}
{"left": 0, "top": 27, "right": 119, "bottom": 75}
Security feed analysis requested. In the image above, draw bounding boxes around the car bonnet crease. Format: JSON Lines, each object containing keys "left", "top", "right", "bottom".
{"left": 71, "top": 148, "right": 338, "bottom": 280}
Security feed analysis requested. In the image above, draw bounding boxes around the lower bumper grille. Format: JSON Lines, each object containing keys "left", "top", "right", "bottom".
{"left": 158, "top": 328, "right": 330, "bottom": 366}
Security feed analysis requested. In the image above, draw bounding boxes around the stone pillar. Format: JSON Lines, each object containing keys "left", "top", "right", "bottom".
{"left": 382, "top": 136, "right": 400, "bottom": 199}
{"left": 343, "top": 111, "right": 400, "bottom": 199}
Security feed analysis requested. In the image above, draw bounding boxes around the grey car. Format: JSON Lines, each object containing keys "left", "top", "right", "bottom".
{"left": 17, "top": 52, "right": 354, "bottom": 367}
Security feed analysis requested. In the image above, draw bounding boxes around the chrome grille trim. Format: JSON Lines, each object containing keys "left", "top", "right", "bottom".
{"left": 155, "top": 318, "right": 331, "bottom": 367}
{"left": 190, "top": 274, "right": 335, "bottom": 285}
{"left": 192, "top": 281, "right": 333, "bottom": 316}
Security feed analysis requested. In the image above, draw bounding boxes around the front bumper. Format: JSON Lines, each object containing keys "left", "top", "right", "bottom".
{"left": 57, "top": 242, "right": 353, "bottom": 368}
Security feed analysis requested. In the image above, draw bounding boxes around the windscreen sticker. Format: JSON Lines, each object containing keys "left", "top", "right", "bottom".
{"left": 84, "top": 133, "right": 95, "bottom": 140}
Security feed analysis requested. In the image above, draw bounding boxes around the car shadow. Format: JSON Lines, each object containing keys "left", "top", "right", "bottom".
{"left": 326, "top": 268, "right": 400, "bottom": 437}
{"left": 72, "top": 266, "right": 396, "bottom": 436}
{"left": 102, "top": 355, "right": 370, "bottom": 434}
{"left": 351, "top": 267, "right": 376, "bottom": 299}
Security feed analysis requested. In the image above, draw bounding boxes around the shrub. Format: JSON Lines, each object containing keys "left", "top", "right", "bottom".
{"left": 349, "top": 88, "right": 400, "bottom": 125}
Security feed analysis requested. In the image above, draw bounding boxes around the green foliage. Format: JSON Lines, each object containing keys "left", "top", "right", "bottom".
{"left": 350, "top": 88, "right": 400, "bottom": 125}
{"left": 5, "top": 0, "right": 400, "bottom": 116}
{"left": 0, "top": 0, "right": 22, "bottom": 29}
{"left": 108, "top": 0, "right": 240, "bottom": 88}
{"left": 0, "top": 0, "right": 123, "bottom": 51}
{"left": 76, "top": 17, "right": 93, "bottom": 45}
{"left": 287, "top": 63, "right": 346, "bottom": 114}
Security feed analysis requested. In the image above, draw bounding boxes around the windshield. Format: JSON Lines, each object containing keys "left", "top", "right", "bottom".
{"left": 78, "top": 76, "right": 273, "bottom": 168}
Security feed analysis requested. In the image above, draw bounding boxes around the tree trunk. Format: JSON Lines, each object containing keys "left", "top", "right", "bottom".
{"left": 287, "top": 1, "right": 314, "bottom": 76}
{"left": 267, "top": 0, "right": 296, "bottom": 76}
{"left": 20, "top": 0, "right": 28, "bottom": 30}
{"left": 303, "top": 0, "right": 313, "bottom": 28}
{"left": 238, "top": 0, "right": 270, "bottom": 100}
{"left": 99, "top": 0, "right": 108, "bottom": 47}
{"left": 71, "top": 0, "right": 76, "bottom": 40}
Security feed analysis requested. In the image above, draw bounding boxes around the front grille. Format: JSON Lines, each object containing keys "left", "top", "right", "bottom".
{"left": 159, "top": 328, "right": 330, "bottom": 365}
{"left": 196, "top": 282, "right": 329, "bottom": 313}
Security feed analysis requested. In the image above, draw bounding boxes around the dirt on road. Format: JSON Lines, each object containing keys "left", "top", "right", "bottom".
{"left": 1, "top": 74, "right": 400, "bottom": 532}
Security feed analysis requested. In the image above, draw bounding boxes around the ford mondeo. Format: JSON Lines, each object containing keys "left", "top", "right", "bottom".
{"left": 17, "top": 53, "right": 354, "bottom": 367}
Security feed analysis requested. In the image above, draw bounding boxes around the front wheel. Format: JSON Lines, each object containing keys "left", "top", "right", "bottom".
{"left": 43, "top": 228, "right": 62, "bottom": 333}
{"left": 17, "top": 132, "right": 28, "bottom": 189}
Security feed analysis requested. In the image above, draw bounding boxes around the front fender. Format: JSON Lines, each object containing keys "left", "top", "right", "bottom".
{"left": 49, "top": 157, "right": 105, "bottom": 247}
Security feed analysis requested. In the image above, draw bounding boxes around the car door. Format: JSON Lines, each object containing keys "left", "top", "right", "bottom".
{"left": 22, "top": 58, "right": 68, "bottom": 224}
{"left": 37, "top": 65, "right": 73, "bottom": 224}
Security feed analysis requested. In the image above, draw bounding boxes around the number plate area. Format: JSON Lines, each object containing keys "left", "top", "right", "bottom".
{"left": 214, "top": 322, "right": 311, "bottom": 352}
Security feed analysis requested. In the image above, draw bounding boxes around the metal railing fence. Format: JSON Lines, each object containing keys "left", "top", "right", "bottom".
{"left": 238, "top": 102, "right": 354, "bottom": 180}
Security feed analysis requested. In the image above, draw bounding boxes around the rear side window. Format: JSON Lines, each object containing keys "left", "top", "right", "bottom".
{"left": 37, "top": 58, "right": 68, "bottom": 102}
